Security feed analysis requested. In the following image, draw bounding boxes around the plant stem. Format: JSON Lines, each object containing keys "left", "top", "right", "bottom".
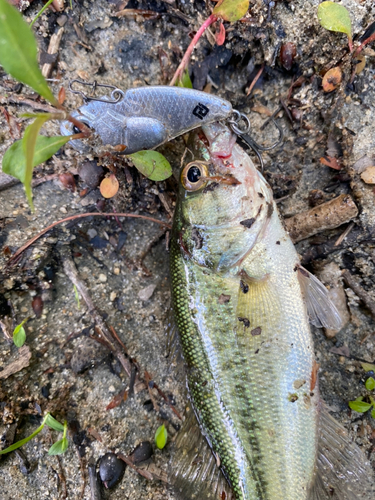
{"left": 30, "top": 0, "right": 55, "bottom": 28}
{"left": 169, "top": 14, "right": 217, "bottom": 86}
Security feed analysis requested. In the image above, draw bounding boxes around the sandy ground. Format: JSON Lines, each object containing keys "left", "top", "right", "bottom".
{"left": 1, "top": 0, "right": 375, "bottom": 498}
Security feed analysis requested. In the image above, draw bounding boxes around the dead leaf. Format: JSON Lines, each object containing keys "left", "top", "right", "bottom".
{"left": 320, "top": 156, "right": 342, "bottom": 170}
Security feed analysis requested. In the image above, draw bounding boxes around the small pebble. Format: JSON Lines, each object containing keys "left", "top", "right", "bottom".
{"left": 360, "top": 166, "right": 375, "bottom": 184}
{"left": 60, "top": 206, "right": 68, "bottom": 214}
{"left": 87, "top": 228, "right": 98, "bottom": 239}
{"left": 113, "top": 267, "right": 120, "bottom": 275}
{"left": 138, "top": 284, "right": 156, "bottom": 302}
{"left": 110, "top": 292, "right": 117, "bottom": 301}
{"left": 99, "top": 274, "right": 107, "bottom": 283}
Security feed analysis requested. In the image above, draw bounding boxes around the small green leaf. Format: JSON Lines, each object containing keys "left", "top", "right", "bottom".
{"left": 129, "top": 151, "right": 172, "bottom": 181}
{"left": 176, "top": 68, "right": 193, "bottom": 89}
{"left": 317, "top": 2, "right": 352, "bottom": 38}
{"left": 0, "top": 0, "right": 57, "bottom": 105}
{"left": 213, "top": 0, "right": 249, "bottom": 23}
{"left": 73, "top": 285, "right": 80, "bottom": 310}
{"left": 13, "top": 318, "right": 28, "bottom": 347}
{"left": 2, "top": 135, "right": 71, "bottom": 203}
{"left": 361, "top": 362, "right": 375, "bottom": 372}
{"left": 366, "top": 377, "right": 375, "bottom": 391}
{"left": 349, "top": 399, "right": 372, "bottom": 413}
{"left": 23, "top": 116, "right": 50, "bottom": 209}
{"left": 155, "top": 424, "right": 167, "bottom": 449}
{"left": 0, "top": 421, "right": 45, "bottom": 455}
{"left": 48, "top": 437, "right": 68, "bottom": 455}
{"left": 44, "top": 414, "right": 65, "bottom": 432}
{"left": 371, "top": 409, "right": 375, "bottom": 419}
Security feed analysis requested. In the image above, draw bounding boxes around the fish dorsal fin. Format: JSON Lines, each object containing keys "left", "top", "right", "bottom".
{"left": 309, "top": 406, "right": 375, "bottom": 499}
{"left": 169, "top": 405, "right": 234, "bottom": 500}
{"left": 297, "top": 266, "right": 343, "bottom": 330}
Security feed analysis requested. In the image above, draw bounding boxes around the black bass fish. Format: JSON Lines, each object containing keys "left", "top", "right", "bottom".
{"left": 169, "top": 122, "right": 374, "bottom": 500}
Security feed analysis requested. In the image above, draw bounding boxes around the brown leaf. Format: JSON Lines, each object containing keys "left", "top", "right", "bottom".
{"left": 320, "top": 156, "right": 342, "bottom": 170}
{"left": 106, "top": 389, "right": 128, "bottom": 410}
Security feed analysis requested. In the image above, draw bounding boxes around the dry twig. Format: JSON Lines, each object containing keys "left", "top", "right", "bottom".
{"left": 342, "top": 270, "right": 375, "bottom": 321}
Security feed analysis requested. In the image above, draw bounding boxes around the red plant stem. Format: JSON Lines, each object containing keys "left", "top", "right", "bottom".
{"left": 169, "top": 14, "right": 217, "bottom": 86}
{"left": 355, "top": 32, "right": 375, "bottom": 56}
{"left": 6, "top": 213, "right": 171, "bottom": 267}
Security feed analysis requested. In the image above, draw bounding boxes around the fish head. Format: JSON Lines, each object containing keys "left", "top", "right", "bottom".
{"left": 176, "top": 123, "right": 274, "bottom": 271}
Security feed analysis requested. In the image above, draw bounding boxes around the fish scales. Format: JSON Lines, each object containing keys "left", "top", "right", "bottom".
{"left": 171, "top": 123, "right": 320, "bottom": 499}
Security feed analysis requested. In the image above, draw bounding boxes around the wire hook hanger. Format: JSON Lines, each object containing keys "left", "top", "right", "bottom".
{"left": 68, "top": 80, "right": 125, "bottom": 104}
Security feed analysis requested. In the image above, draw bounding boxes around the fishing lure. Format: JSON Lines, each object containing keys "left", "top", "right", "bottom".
{"left": 60, "top": 81, "right": 282, "bottom": 162}
{"left": 61, "top": 81, "right": 232, "bottom": 154}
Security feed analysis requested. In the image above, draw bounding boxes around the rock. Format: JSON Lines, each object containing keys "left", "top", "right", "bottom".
{"left": 78, "top": 161, "right": 104, "bottom": 188}
{"left": 138, "top": 284, "right": 156, "bottom": 302}
{"left": 360, "top": 166, "right": 375, "bottom": 184}
{"left": 98, "top": 274, "right": 107, "bottom": 283}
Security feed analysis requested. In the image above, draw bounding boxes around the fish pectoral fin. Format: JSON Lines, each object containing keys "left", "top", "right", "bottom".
{"left": 297, "top": 266, "right": 343, "bottom": 330}
{"left": 235, "top": 271, "right": 280, "bottom": 342}
{"left": 169, "top": 405, "right": 234, "bottom": 500}
{"left": 309, "top": 406, "right": 375, "bottom": 500}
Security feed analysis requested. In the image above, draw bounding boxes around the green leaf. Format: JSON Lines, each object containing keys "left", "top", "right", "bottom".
{"left": 48, "top": 437, "right": 68, "bottom": 455}
{"left": 13, "top": 318, "right": 28, "bottom": 347}
{"left": 317, "top": 2, "right": 352, "bottom": 38}
{"left": 2, "top": 135, "right": 71, "bottom": 203}
{"left": 0, "top": 0, "right": 57, "bottom": 105}
{"left": 73, "top": 285, "right": 80, "bottom": 310}
{"left": 22, "top": 116, "right": 50, "bottom": 209}
{"left": 371, "top": 409, "right": 375, "bottom": 419}
{"left": 129, "top": 151, "right": 172, "bottom": 181}
{"left": 349, "top": 399, "right": 372, "bottom": 413}
{"left": 155, "top": 424, "right": 167, "bottom": 449}
{"left": 361, "top": 362, "right": 375, "bottom": 372}
{"left": 44, "top": 414, "right": 65, "bottom": 432}
{"left": 213, "top": 0, "right": 249, "bottom": 23}
{"left": 366, "top": 377, "right": 375, "bottom": 391}
{"left": 176, "top": 68, "right": 193, "bottom": 89}
{"left": 0, "top": 421, "right": 45, "bottom": 455}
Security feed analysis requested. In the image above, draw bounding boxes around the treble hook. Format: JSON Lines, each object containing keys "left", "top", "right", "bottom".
{"left": 228, "top": 110, "right": 283, "bottom": 172}
{"left": 68, "top": 79, "right": 125, "bottom": 104}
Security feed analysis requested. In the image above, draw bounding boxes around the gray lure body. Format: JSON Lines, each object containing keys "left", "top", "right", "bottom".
{"left": 61, "top": 86, "right": 233, "bottom": 154}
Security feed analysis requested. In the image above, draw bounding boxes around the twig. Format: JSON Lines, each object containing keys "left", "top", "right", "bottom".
{"left": 42, "top": 27, "right": 64, "bottom": 78}
{"left": 6, "top": 212, "right": 171, "bottom": 267}
{"left": 88, "top": 457, "right": 102, "bottom": 500}
{"left": 62, "top": 255, "right": 132, "bottom": 377}
{"left": 170, "top": 14, "right": 217, "bottom": 86}
{"left": 0, "top": 319, "right": 12, "bottom": 342}
{"left": 246, "top": 64, "right": 264, "bottom": 97}
{"left": 342, "top": 270, "right": 375, "bottom": 321}
{"left": 284, "top": 194, "right": 358, "bottom": 243}
{"left": 334, "top": 221, "right": 355, "bottom": 247}
{"left": 0, "top": 346, "right": 31, "bottom": 380}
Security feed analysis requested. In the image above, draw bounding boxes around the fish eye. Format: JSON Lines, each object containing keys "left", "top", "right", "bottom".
{"left": 181, "top": 162, "right": 209, "bottom": 192}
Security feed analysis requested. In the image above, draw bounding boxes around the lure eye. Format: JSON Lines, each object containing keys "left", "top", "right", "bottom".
{"left": 181, "top": 162, "right": 209, "bottom": 192}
